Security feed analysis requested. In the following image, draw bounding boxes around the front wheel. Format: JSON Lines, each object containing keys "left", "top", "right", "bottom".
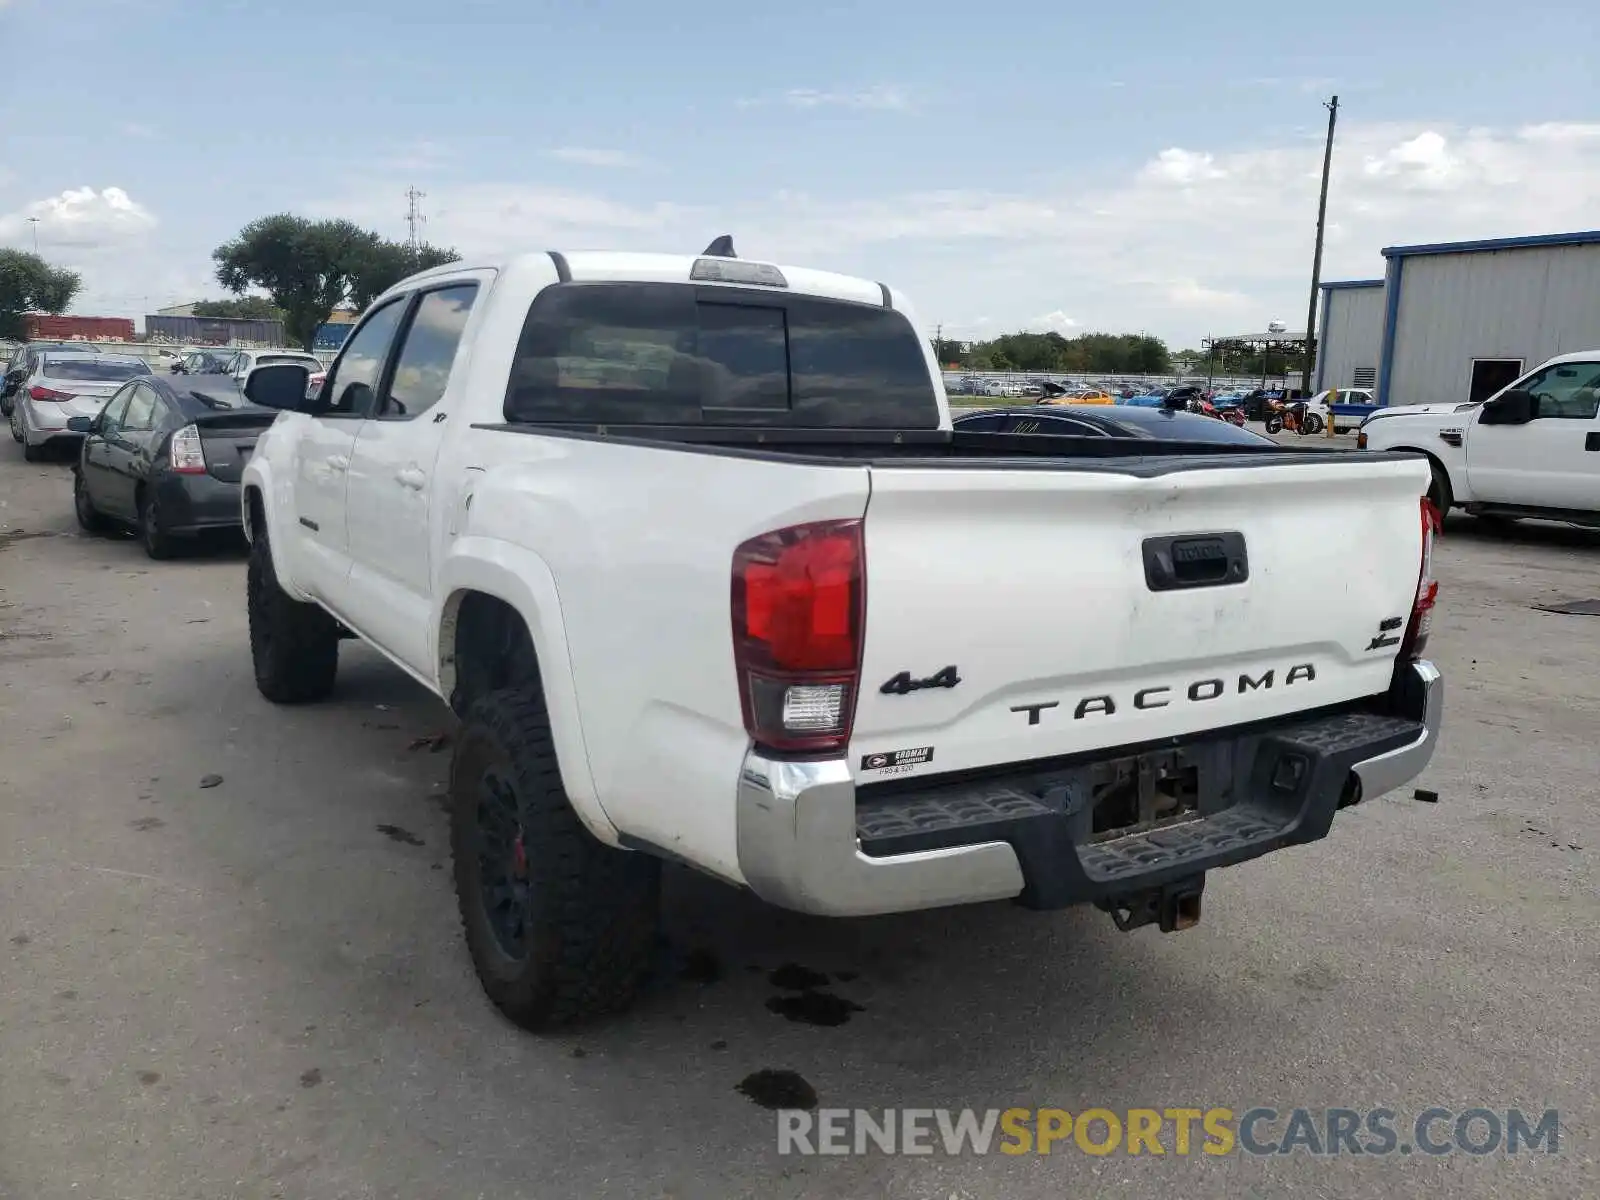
{"left": 1426, "top": 462, "right": 1453, "bottom": 515}
{"left": 1304, "top": 412, "right": 1325, "bottom": 434}
{"left": 451, "top": 687, "right": 661, "bottom": 1030}
{"left": 1265, "top": 415, "right": 1284, "bottom": 434}
{"left": 247, "top": 525, "right": 339, "bottom": 703}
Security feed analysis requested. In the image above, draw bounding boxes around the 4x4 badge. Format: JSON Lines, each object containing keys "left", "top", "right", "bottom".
{"left": 880, "top": 666, "right": 961, "bottom": 695}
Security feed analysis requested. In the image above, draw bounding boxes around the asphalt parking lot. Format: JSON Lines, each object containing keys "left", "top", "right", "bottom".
{"left": 2, "top": 438, "right": 1597, "bottom": 1200}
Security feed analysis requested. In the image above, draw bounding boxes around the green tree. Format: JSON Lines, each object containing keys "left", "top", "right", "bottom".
{"left": 191, "top": 296, "right": 284, "bottom": 321}
{"left": 213, "top": 214, "right": 461, "bottom": 349}
{"left": 0, "top": 249, "right": 82, "bottom": 341}
{"left": 954, "top": 328, "right": 1172, "bottom": 376}
{"left": 347, "top": 240, "right": 461, "bottom": 312}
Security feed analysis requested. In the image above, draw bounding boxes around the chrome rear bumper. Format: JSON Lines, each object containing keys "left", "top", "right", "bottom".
{"left": 735, "top": 660, "right": 1442, "bottom": 918}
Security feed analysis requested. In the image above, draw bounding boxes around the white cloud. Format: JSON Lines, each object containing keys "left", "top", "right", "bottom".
{"left": 121, "top": 122, "right": 157, "bottom": 139}
{"left": 1028, "top": 310, "right": 1080, "bottom": 333}
{"left": 1142, "top": 148, "right": 1228, "bottom": 185}
{"left": 0, "top": 186, "right": 156, "bottom": 249}
{"left": 549, "top": 147, "right": 645, "bottom": 169}
{"left": 741, "top": 85, "right": 913, "bottom": 112}
{"left": 1160, "top": 279, "right": 1252, "bottom": 309}
{"left": 32, "top": 118, "right": 1600, "bottom": 343}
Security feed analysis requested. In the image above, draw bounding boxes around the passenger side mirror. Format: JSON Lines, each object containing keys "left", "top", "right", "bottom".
{"left": 244, "top": 363, "right": 313, "bottom": 411}
{"left": 1480, "top": 389, "right": 1536, "bottom": 425}
{"left": 66, "top": 416, "right": 96, "bottom": 434}
{"left": 170, "top": 362, "right": 185, "bottom": 373}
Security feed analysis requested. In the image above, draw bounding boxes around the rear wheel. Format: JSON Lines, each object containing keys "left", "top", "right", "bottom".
{"left": 451, "top": 687, "right": 660, "bottom": 1030}
{"left": 1304, "top": 412, "right": 1325, "bottom": 434}
{"left": 137, "top": 488, "right": 177, "bottom": 559}
{"left": 246, "top": 523, "right": 339, "bottom": 702}
{"left": 73, "top": 471, "right": 108, "bottom": 534}
{"left": 8, "top": 408, "right": 21, "bottom": 442}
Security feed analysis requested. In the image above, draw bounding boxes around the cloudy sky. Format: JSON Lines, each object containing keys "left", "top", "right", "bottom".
{"left": 2, "top": 0, "right": 1597, "bottom": 346}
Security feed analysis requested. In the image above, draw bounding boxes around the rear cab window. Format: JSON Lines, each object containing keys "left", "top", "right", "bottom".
{"left": 502, "top": 282, "right": 939, "bottom": 429}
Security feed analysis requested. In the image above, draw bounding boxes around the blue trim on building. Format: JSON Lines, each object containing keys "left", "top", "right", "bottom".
{"left": 1320, "top": 278, "right": 1384, "bottom": 291}
{"left": 1381, "top": 230, "right": 1600, "bottom": 259}
{"left": 1313, "top": 286, "right": 1332, "bottom": 391}
{"left": 1375, "top": 255, "right": 1404, "bottom": 407}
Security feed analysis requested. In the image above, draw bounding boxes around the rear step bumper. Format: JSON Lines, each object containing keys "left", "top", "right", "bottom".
{"left": 736, "top": 660, "right": 1441, "bottom": 917}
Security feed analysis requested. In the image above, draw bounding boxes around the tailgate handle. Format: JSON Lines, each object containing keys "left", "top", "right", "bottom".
{"left": 1143, "top": 533, "right": 1248, "bottom": 591}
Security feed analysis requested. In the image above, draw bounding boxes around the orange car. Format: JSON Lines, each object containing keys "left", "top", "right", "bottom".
{"left": 1041, "top": 388, "right": 1115, "bottom": 406}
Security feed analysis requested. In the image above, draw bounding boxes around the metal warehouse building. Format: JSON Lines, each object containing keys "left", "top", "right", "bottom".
{"left": 1376, "top": 231, "right": 1600, "bottom": 408}
{"left": 1312, "top": 279, "right": 1385, "bottom": 393}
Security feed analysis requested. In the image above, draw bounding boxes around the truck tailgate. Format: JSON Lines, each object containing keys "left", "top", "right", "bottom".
{"left": 850, "top": 454, "right": 1429, "bottom": 778}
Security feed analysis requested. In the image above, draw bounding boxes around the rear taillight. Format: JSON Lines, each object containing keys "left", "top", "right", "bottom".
{"left": 169, "top": 423, "right": 206, "bottom": 474}
{"left": 1400, "top": 497, "right": 1441, "bottom": 660}
{"left": 29, "top": 385, "right": 73, "bottom": 402}
{"left": 731, "top": 519, "right": 864, "bottom": 754}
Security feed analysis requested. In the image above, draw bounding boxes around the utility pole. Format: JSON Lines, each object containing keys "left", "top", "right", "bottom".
{"left": 1300, "top": 94, "right": 1339, "bottom": 399}
{"left": 405, "top": 186, "right": 427, "bottom": 251}
{"left": 26, "top": 216, "right": 41, "bottom": 253}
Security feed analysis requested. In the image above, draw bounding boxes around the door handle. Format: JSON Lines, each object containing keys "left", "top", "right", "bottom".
{"left": 395, "top": 465, "right": 427, "bottom": 491}
{"left": 327, "top": 454, "right": 350, "bottom": 472}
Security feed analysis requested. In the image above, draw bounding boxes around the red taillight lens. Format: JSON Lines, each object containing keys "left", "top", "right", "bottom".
{"left": 1401, "top": 497, "right": 1441, "bottom": 659}
{"left": 29, "top": 385, "right": 73, "bottom": 402}
{"left": 732, "top": 519, "right": 864, "bottom": 754}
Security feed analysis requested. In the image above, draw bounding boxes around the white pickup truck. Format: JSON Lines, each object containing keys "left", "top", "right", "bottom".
{"left": 238, "top": 243, "right": 1444, "bottom": 1029}
{"left": 1359, "top": 351, "right": 1600, "bottom": 525}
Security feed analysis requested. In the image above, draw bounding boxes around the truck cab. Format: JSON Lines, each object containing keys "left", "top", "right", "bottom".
{"left": 1359, "top": 351, "right": 1600, "bottom": 522}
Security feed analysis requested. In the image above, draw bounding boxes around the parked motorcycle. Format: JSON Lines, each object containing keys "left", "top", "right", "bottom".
{"left": 1264, "top": 399, "right": 1323, "bottom": 436}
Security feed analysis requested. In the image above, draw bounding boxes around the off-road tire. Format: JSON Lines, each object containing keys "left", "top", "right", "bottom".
{"left": 74, "top": 471, "right": 108, "bottom": 534}
{"left": 450, "top": 687, "right": 661, "bottom": 1030}
{"left": 247, "top": 524, "right": 339, "bottom": 703}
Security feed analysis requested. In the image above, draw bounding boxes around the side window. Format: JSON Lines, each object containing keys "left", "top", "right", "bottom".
{"left": 379, "top": 284, "right": 479, "bottom": 419}
{"left": 317, "top": 299, "right": 408, "bottom": 417}
{"left": 1518, "top": 361, "right": 1600, "bottom": 420}
{"left": 952, "top": 414, "right": 1006, "bottom": 432}
{"left": 100, "top": 385, "right": 136, "bottom": 435}
{"left": 123, "top": 384, "right": 157, "bottom": 432}
{"left": 1004, "top": 415, "right": 1103, "bottom": 436}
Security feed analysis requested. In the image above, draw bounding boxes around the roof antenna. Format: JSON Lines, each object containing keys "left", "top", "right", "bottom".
{"left": 702, "top": 235, "right": 736, "bottom": 258}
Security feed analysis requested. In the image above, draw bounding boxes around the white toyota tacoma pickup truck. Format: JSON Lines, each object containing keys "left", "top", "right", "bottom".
{"left": 1359, "top": 351, "right": 1600, "bottom": 525}
{"left": 238, "top": 242, "right": 1445, "bottom": 1029}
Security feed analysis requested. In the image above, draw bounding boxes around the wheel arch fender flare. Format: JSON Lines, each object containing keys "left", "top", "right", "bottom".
{"left": 1387, "top": 445, "right": 1462, "bottom": 505}
{"left": 435, "top": 539, "right": 618, "bottom": 845}
{"left": 241, "top": 460, "right": 316, "bottom": 602}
